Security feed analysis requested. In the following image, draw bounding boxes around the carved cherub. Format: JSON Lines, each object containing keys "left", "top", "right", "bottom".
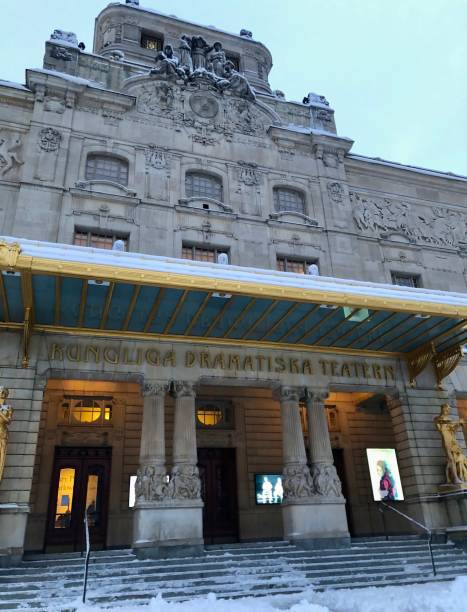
{"left": 434, "top": 404, "right": 467, "bottom": 484}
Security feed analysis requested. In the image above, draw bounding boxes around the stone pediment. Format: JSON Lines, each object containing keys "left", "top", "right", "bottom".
{"left": 122, "top": 73, "right": 279, "bottom": 138}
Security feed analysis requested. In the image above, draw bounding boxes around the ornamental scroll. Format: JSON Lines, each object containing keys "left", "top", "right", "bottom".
{"left": 0, "top": 387, "right": 13, "bottom": 483}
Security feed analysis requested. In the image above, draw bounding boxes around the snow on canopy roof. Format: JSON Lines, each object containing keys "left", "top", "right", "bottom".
{"left": 0, "top": 79, "right": 30, "bottom": 92}
{"left": 3, "top": 235, "right": 467, "bottom": 311}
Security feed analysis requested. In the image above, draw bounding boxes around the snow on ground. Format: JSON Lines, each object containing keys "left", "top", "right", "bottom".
{"left": 74, "top": 576, "right": 467, "bottom": 612}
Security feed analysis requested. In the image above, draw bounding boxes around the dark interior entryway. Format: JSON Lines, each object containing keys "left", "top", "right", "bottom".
{"left": 198, "top": 447, "right": 239, "bottom": 544}
{"left": 45, "top": 446, "right": 111, "bottom": 552}
{"left": 332, "top": 447, "right": 354, "bottom": 535}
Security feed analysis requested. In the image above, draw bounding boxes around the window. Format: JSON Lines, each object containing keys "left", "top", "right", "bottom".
{"left": 85, "top": 154, "right": 129, "bottom": 185}
{"left": 274, "top": 188, "right": 305, "bottom": 214}
{"left": 196, "top": 400, "right": 233, "bottom": 429}
{"left": 141, "top": 32, "right": 163, "bottom": 51}
{"left": 74, "top": 229, "right": 128, "bottom": 251}
{"left": 225, "top": 54, "right": 240, "bottom": 71}
{"left": 391, "top": 272, "right": 421, "bottom": 288}
{"left": 276, "top": 256, "right": 317, "bottom": 274}
{"left": 60, "top": 397, "right": 113, "bottom": 426}
{"left": 182, "top": 244, "right": 229, "bottom": 263}
{"left": 185, "top": 172, "right": 223, "bottom": 201}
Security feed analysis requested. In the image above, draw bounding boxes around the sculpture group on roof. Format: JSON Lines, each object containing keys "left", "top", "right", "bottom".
{"left": 150, "top": 36, "right": 255, "bottom": 101}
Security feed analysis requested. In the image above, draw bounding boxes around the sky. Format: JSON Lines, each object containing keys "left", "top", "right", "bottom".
{"left": 1, "top": 0, "right": 467, "bottom": 175}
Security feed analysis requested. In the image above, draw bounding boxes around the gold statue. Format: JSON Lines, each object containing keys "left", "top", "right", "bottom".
{"left": 0, "top": 387, "right": 13, "bottom": 483}
{"left": 434, "top": 403, "right": 467, "bottom": 485}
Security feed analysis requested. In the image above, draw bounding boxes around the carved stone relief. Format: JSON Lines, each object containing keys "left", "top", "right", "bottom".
{"left": 282, "top": 464, "right": 315, "bottom": 500}
{"left": 38, "top": 128, "right": 61, "bottom": 152}
{"left": 135, "top": 464, "right": 168, "bottom": 502}
{"left": 351, "top": 191, "right": 467, "bottom": 249}
{"left": 50, "top": 46, "right": 73, "bottom": 62}
{"left": 0, "top": 132, "right": 24, "bottom": 176}
{"left": 238, "top": 161, "right": 259, "bottom": 186}
{"left": 327, "top": 181, "right": 344, "bottom": 203}
{"left": 310, "top": 462, "right": 342, "bottom": 498}
{"left": 44, "top": 96, "right": 66, "bottom": 114}
{"left": 189, "top": 93, "right": 219, "bottom": 118}
{"left": 145, "top": 146, "right": 167, "bottom": 169}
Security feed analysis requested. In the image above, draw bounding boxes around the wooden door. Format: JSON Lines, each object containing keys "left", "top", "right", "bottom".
{"left": 45, "top": 447, "right": 111, "bottom": 551}
{"left": 198, "top": 448, "right": 238, "bottom": 544}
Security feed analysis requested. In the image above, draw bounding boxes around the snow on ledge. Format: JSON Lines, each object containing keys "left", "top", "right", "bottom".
{"left": 2, "top": 235, "right": 467, "bottom": 310}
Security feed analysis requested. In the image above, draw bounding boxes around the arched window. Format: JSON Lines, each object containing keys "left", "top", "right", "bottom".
{"left": 85, "top": 154, "right": 129, "bottom": 185}
{"left": 273, "top": 187, "right": 305, "bottom": 214}
{"left": 185, "top": 172, "right": 223, "bottom": 201}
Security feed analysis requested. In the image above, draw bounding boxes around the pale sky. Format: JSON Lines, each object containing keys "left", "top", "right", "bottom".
{"left": 1, "top": 0, "right": 466, "bottom": 175}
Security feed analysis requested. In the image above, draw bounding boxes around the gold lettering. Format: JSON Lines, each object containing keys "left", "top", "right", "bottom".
{"left": 384, "top": 365, "right": 395, "bottom": 381}
{"left": 372, "top": 364, "right": 382, "bottom": 379}
{"left": 302, "top": 360, "right": 313, "bottom": 375}
{"left": 49, "top": 343, "right": 64, "bottom": 360}
{"left": 200, "top": 352, "right": 211, "bottom": 368}
{"left": 85, "top": 346, "right": 100, "bottom": 363}
{"left": 319, "top": 360, "right": 328, "bottom": 375}
{"left": 289, "top": 359, "right": 299, "bottom": 374}
{"left": 341, "top": 363, "right": 351, "bottom": 377}
{"left": 256, "top": 355, "right": 265, "bottom": 371}
{"left": 243, "top": 356, "right": 254, "bottom": 370}
{"left": 363, "top": 363, "right": 371, "bottom": 378}
{"left": 103, "top": 347, "right": 119, "bottom": 364}
{"left": 213, "top": 353, "right": 225, "bottom": 369}
{"left": 145, "top": 349, "right": 160, "bottom": 366}
{"left": 228, "top": 354, "right": 240, "bottom": 370}
{"left": 330, "top": 360, "right": 338, "bottom": 376}
{"left": 67, "top": 345, "right": 81, "bottom": 362}
{"left": 163, "top": 351, "right": 176, "bottom": 367}
{"left": 267, "top": 357, "right": 273, "bottom": 372}
{"left": 122, "top": 347, "right": 141, "bottom": 365}
{"left": 274, "top": 357, "right": 286, "bottom": 373}
{"left": 185, "top": 351, "right": 196, "bottom": 367}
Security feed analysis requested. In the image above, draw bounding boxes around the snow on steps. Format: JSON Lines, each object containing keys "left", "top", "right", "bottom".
{"left": 0, "top": 538, "right": 466, "bottom": 610}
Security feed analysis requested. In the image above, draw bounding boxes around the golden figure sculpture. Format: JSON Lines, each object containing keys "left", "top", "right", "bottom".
{"left": 0, "top": 387, "right": 13, "bottom": 483}
{"left": 434, "top": 403, "right": 467, "bottom": 485}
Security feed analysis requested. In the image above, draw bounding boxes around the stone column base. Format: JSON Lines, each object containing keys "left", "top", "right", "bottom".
{"left": 132, "top": 501, "right": 204, "bottom": 558}
{"left": 282, "top": 499, "right": 349, "bottom": 547}
{"left": 0, "top": 503, "right": 30, "bottom": 567}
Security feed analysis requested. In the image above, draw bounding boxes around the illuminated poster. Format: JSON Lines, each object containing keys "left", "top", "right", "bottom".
{"left": 255, "top": 474, "right": 283, "bottom": 504}
{"left": 366, "top": 448, "right": 404, "bottom": 501}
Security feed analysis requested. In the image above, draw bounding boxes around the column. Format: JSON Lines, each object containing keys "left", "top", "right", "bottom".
{"left": 132, "top": 380, "right": 203, "bottom": 559}
{"left": 306, "top": 390, "right": 344, "bottom": 499}
{"left": 280, "top": 386, "right": 314, "bottom": 502}
{"left": 134, "top": 382, "right": 168, "bottom": 505}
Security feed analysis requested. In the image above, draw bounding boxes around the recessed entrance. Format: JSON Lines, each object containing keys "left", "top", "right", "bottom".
{"left": 45, "top": 446, "right": 111, "bottom": 551}
{"left": 198, "top": 447, "right": 238, "bottom": 544}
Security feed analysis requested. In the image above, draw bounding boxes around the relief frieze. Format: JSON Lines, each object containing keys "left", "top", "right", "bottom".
{"left": 351, "top": 191, "right": 467, "bottom": 249}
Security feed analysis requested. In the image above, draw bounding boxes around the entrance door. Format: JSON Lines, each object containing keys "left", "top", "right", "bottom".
{"left": 45, "top": 447, "right": 111, "bottom": 551}
{"left": 198, "top": 448, "right": 238, "bottom": 544}
{"left": 332, "top": 448, "right": 354, "bottom": 535}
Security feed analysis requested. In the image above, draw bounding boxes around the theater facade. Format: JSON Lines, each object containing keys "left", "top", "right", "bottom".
{"left": 0, "top": 1, "right": 467, "bottom": 565}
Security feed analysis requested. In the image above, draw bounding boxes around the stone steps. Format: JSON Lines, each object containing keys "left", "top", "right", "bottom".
{"left": 0, "top": 538, "right": 465, "bottom": 610}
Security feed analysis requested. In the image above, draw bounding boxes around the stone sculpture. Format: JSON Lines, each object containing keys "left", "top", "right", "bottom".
{"left": 149, "top": 35, "right": 256, "bottom": 101}
{"left": 0, "top": 134, "right": 24, "bottom": 175}
{"left": 434, "top": 404, "right": 467, "bottom": 485}
{"left": 0, "top": 387, "right": 13, "bottom": 483}
{"left": 282, "top": 464, "right": 315, "bottom": 500}
{"left": 310, "top": 463, "right": 342, "bottom": 497}
{"left": 135, "top": 465, "right": 168, "bottom": 502}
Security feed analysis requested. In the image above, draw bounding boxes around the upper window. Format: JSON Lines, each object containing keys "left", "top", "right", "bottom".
{"left": 85, "top": 155, "right": 129, "bottom": 185}
{"left": 141, "top": 32, "right": 163, "bottom": 51}
{"left": 391, "top": 272, "right": 421, "bottom": 288}
{"left": 276, "top": 257, "right": 317, "bottom": 274}
{"left": 185, "top": 172, "right": 223, "bottom": 201}
{"left": 60, "top": 397, "right": 113, "bottom": 426}
{"left": 182, "top": 244, "right": 228, "bottom": 263}
{"left": 274, "top": 188, "right": 305, "bottom": 214}
{"left": 74, "top": 229, "right": 128, "bottom": 251}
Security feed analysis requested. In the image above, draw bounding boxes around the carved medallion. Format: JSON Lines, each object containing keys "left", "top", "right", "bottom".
{"left": 38, "top": 128, "right": 61, "bottom": 152}
{"left": 145, "top": 146, "right": 167, "bottom": 169}
{"left": 189, "top": 93, "right": 219, "bottom": 119}
{"left": 327, "top": 181, "right": 344, "bottom": 203}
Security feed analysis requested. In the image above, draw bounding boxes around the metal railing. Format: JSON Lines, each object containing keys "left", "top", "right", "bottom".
{"left": 82, "top": 508, "right": 91, "bottom": 603}
{"left": 378, "top": 501, "right": 436, "bottom": 576}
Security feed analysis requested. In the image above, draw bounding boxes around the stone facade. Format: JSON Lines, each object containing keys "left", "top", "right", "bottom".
{"left": 0, "top": 3, "right": 466, "bottom": 562}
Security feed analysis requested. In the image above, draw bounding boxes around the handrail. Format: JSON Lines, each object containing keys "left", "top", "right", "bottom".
{"left": 82, "top": 508, "right": 91, "bottom": 603}
{"left": 379, "top": 501, "right": 436, "bottom": 576}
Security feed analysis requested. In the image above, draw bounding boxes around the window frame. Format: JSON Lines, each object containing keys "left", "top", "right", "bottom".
{"left": 185, "top": 171, "right": 223, "bottom": 202}
{"left": 73, "top": 228, "right": 129, "bottom": 251}
{"left": 140, "top": 31, "right": 163, "bottom": 51}
{"left": 273, "top": 187, "right": 306, "bottom": 215}
{"left": 391, "top": 272, "right": 422, "bottom": 288}
{"left": 181, "top": 243, "right": 230, "bottom": 264}
{"left": 276, "top": 256, "right": 318, "bottom": 274}
{"left": 85, "top": 154, "right": 129, "bottom": 186}
{"left": 60, "top": 396, "right": 114, "bottom": 427}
